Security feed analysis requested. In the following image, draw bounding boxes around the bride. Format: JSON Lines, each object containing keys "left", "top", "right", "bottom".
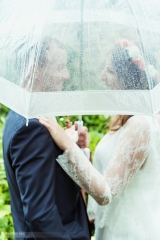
{"left": 39, "top": 39, "right": 160, "bottom": 240}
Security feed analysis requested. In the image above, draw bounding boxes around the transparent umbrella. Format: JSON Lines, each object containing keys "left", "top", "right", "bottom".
{"left": 0, "top": 0, "right": 160, "bottom": 120}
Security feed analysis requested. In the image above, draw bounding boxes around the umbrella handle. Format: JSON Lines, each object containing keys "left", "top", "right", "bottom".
{"left": 77, "top": 119, "right": 83, "bottom": 132}
{"left": 77, "top": 119, "right": 90, "bottom": 160}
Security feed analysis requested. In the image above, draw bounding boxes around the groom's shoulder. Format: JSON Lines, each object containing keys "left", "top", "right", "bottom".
{"left": 5, "top": 111, "right": 46, "bottom": 136}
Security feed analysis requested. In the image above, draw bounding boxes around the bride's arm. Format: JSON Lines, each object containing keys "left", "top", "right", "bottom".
{"left": 39, "top": 116, "right": 150, "bottom": 205}
{"left": 38, "top": 117, "right": 111, "bottom": 205}
{"left": 57, "top": 142, "right": 112, "bottom": 205}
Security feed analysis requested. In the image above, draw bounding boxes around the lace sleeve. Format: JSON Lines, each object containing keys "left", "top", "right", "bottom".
{"left": 57, "top": 116, "right": 150, "bottom": 205}
{"left": 57, "top": 146, "right": 112, "bottom": 205}
{"left": 105, "top": 116, "right": 150, "bottom": 198}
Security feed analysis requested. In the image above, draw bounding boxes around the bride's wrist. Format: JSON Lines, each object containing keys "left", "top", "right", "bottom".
{"left": 63, "top": 141, "right": 74, "bottom": 151}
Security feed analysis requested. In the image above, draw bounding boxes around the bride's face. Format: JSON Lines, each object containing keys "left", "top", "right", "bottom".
{"left": 101, "top": 55, "right": 121, "bottom": 90}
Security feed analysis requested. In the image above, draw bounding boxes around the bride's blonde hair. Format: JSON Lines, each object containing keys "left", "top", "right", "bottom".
{"left": 109, "top": 115, "right": 133, "bottom": 132}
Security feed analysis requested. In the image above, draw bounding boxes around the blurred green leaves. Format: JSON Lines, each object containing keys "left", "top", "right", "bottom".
{"left": 0, "top": 120, "right": 14, "bottom": 239}
{"left": 0, "top": 104, "right": 9, "bottom": 124}
{"left": 0, "top": 158, "right": 14, "bottom": 239}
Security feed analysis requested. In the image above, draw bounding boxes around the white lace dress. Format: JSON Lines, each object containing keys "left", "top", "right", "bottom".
{"left": 56, "top": 115, "right": 160, "bottom": 240}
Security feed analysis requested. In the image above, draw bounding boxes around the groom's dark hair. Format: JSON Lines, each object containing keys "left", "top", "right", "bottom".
{"left": 38, "top": 37, "right": 65, "bottom": 68}
{"left": 14, "top": 37, "right": 65, "bottom": 74}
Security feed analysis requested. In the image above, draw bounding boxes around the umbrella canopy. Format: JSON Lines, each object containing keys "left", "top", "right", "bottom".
{"left": 0, "top": 0, "right": 160, "bottom": 118}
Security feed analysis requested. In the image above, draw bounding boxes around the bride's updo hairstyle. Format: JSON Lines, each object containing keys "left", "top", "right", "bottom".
{"left": 109, "top": 39, "right": 159, "bottom": 131}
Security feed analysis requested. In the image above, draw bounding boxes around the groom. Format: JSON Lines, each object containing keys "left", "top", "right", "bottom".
{"left": 3, "top": 38, "right": 90, "bottom": 239}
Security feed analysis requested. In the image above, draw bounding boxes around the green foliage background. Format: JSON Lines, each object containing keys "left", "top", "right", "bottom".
{"left": 0, "top": 104, "right": 14, "bottom": 240}
{"left": 0, "top": 103, "right": 110, "bottom": 239}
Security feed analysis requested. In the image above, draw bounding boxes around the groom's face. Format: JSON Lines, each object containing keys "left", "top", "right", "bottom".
{"left": 34, "top": 42, "right": 70, "bottom": 92}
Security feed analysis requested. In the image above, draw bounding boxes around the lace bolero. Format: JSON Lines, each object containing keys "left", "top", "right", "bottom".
{"left": 56, "top": 116, "right": 150, "bottom": 205}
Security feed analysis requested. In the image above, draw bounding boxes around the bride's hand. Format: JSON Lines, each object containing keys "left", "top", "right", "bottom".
{"left": 38, "top": 117, "right": 74, "bottom": 151}
{"left": 65, "top": 122, "right": 88, "bottom": 148}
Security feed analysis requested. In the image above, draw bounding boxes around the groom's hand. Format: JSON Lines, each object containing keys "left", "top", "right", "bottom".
{"left": 74, "top": 122, "right": 89, "bottom": 148}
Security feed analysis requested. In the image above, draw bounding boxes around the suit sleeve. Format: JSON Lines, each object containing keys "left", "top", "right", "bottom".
{"left": 10, "top": 120, "right": 71, "bottom": 239}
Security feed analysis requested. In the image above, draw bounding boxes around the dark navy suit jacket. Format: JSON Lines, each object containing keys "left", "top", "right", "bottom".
{"left": 3, "top": 111, "right": 90, "bottom": 240}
